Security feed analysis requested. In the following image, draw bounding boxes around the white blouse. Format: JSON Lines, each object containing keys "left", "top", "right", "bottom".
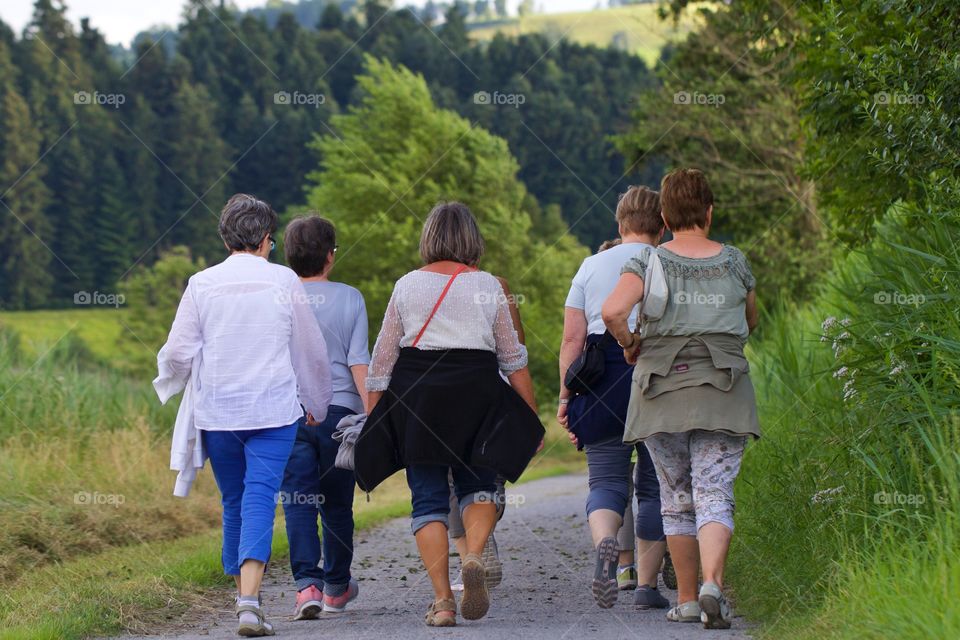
{"left": 367, "top": 270, "right": 528, "bottom": 391}
{"left": 157, "top": 254, "right": 333, "bottom": 431}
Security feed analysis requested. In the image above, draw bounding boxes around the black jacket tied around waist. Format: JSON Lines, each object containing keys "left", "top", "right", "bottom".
{"left": 354, "top": 348, "right": 545, "bottom": 492}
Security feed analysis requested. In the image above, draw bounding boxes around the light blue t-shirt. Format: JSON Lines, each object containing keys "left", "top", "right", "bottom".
{"left": 302, "top": 281, "right": 370, "bottom": 414}
{"left": 564, "top": 241, "right": 653, "bottom": 336}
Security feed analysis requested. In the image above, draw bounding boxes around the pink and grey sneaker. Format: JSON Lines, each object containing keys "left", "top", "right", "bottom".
{"left": 293, "top": 585, "right": 323, "bottom": 621}
{"left": 322, "top": 578, "right": 359, "bottom": 613}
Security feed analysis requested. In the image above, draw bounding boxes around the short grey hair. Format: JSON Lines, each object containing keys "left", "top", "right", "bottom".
{"left": 419, "top": 202, "right": 485, "bottom": 266}
{"left": 219, "top": 193, "right": 278, "bottom": 252}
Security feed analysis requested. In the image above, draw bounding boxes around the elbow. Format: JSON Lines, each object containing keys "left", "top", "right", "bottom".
{"left": 601, "top": 304, "right": 622, "bottom": 329}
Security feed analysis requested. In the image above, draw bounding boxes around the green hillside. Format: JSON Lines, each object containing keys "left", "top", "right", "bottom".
{"left": 468, "top": 4, "right": 707, "bottom": 66}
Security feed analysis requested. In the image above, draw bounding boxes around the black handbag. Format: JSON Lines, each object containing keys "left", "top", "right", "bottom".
{"left": 564, "top": 332, "right": 614, "bottom": 395}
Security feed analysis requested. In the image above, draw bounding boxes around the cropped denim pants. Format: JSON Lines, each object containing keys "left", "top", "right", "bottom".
{"left": 405, "top": 464, "right": 497, "bottom": 535}
{"left": 203, "top": 421, "right": 299, "bottom": 575}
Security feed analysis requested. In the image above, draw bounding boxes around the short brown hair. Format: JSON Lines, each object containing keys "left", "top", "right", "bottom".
{"left": 284, "top": 215, "right": 337, "bottom": 278}
{"left": 419, "top": 202, "right": 485, "bottom": 266}
{"left": 615, "top": 186, "right": 663, "bottom": 236}
{"left": 660, "top": 168, "right": 714, "bottom": 231}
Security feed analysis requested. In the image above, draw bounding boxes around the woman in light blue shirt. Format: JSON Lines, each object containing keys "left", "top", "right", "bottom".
{"left": 279, "top": 215, "right": 370, "bottom": 620}
{"left": 558, "top": 186, "right": 668, "bottom": 610}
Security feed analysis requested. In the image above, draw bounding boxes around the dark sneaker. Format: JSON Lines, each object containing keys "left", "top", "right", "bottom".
{"left": 661, "top": 552, "right": 677, "bottom": 590}
{"left": 322, "top": 578, "right": 359, "bottom": 613}
{"left": 634, "top": 585, "right": 669, "bottom": 609}
{"left": 591, "top": 537, "right": 619, "bottom": 609}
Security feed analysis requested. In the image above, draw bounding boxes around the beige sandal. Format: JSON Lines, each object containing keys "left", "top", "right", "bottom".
{"left": 460, "top": 553, "right": 490, "bottom": 620}
{"left": 425, "top": 598, "right": 457, "bottom": 627}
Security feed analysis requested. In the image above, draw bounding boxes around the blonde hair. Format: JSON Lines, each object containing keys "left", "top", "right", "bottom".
{"left": 615, "top": 186, "right": 663, "bottom": 236}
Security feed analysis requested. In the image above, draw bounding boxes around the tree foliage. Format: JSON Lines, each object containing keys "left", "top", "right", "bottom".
{"left": 305, "top": 57, "right": 588, "bottom": 398}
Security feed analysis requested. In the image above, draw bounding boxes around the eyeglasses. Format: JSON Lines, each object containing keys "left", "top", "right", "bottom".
{"left": 334, "top": 245, "right": 339, "bottom": 253}
{"left": 268, "top": 236, "right": 276, "bottom": 252}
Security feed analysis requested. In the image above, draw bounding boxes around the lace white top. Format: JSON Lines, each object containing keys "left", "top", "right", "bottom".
{"left": 366, "top": 270, "right": 528, "bottom": 391}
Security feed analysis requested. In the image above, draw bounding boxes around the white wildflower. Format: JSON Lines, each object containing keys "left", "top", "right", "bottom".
{"left": 833, "top": 366, "right": 849, "bottom": 379}
{"left": 843, "top": 379, "right": 857, "bottom": 402}
{"left": 811, "top": 486, "right": 844, "bottom": 504}
{"left": 822, "top": 316, "right": 838, "bottom": 333}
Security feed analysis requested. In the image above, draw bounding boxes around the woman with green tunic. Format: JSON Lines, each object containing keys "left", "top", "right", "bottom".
{"left": 601, "top": 168, "right": 760, "bottom": 630}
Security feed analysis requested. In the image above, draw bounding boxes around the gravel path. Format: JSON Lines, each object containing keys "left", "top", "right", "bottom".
{"left": 133, "top": 473, "right": 750, "bottom": 639}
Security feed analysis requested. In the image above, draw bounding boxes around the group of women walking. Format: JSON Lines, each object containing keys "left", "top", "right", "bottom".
{"left": 156, "top": 167, "right": 759, "bottom": 636}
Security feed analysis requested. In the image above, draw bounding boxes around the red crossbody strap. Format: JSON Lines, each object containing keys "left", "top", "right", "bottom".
{"left": 412, "top": 264, "right": 470, "bottom": 348}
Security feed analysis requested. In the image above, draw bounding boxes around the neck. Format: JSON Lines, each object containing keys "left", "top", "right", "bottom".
{"left": 302, "top": 273, "right": 329, "bottom": 283}
{"left": 621, "top": 232, "right": 657, "bottom": 246}
{"left": 671, "top": 228, "right": 709, "bottom": 239}
{"left": 231, "top": 250, "right": 266, "bottom": 258}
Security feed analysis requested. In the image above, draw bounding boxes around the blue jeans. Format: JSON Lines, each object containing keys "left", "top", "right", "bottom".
{"left": 203, "top": 422, "right": 299, "bottom": 575}
{"left": 280, "top": 406, "right": 357, "bottom": 592}
{"left": 585, "top": 436, "right": 664, "bottom": 541}
{"left": 406, "top": 464, "right": 497, "bottom": 535}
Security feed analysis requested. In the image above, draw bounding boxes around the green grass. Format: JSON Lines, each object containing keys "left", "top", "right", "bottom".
{"left": 468, "top": 4, "right": 708, "bottom": 66}
{"left": 728, "top": 206, "right": 960, "bottom": 639}
{"left": 0, "top": 451, "right": 584, "bottom": 640}
{"left": 0, "top": 308, "right": 126, "bottom": 362}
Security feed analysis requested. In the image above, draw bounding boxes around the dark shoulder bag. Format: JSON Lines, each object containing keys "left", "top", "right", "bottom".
{"left": 563, "top": 331, "right": 614, "bottom": 395}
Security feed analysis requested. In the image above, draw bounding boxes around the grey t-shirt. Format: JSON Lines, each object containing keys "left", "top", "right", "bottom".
{"left": 622, "top": 245, "right": 756, "bottom": 340}
{"left": 302, "top": 281, "right": 370, "bottom": 413}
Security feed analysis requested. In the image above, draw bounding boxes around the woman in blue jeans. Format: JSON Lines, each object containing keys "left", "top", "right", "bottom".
{"left": 558, "top": 186, "right": 668, "bottom": 610}
{"left": 279, "top": 215, "right": 370, "bottom": 619}
{"left": 158, "top": 194, "right": 332, "bottom": 637}
{"left": 360, "top": 202, "right": 542, "bottom": 627}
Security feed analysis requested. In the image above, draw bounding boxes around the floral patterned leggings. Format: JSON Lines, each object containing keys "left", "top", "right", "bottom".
{"left": 643, "top": 430, "right": 748, "bottom": 537}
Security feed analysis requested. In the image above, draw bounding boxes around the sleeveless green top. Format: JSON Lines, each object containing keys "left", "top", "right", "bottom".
{"left": 621, "top": 244, "right": 756, "bottom": 340}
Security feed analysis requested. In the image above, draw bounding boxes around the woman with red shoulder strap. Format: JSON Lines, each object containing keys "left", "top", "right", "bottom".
{"left": 357, "top": 201, "right": 543, "bottom": 628}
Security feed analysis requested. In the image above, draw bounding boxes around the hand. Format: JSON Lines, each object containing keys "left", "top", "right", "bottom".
{"left": 567, "top": 429, "right": 579, "bottom": 448}
{"left": 536, "top": 438, "right": 545, "bottom": 453}
{"left": 624, "top": 343, "right": 641, "bottom": 365}
{"left": 557, "top": 401, "right": 569, "bottom": 428}
{"left": 305, "top": 413, "right": 321, "bottom": 427}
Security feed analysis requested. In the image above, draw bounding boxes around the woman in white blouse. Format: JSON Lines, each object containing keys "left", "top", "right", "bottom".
{"left": 158, "top": 194, "right": 332, "bottom": 637}
{"left": 356, "top": 202, "right": 543, "bottom": 628}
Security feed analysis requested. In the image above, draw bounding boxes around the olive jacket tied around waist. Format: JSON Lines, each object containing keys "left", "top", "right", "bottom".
{"left": 625, "top": 333, "right": 761, "bottom": 443}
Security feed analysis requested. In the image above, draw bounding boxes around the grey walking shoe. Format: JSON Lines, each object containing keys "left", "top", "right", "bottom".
{"left": 699, "top": 582, "right": 733, "bottom": 629}
{"left": 634, "top": 585, "right": 670, "bottom": 609}
{"left": 236, "top": 603, "right": 275, "bottom": 637}
{"left": 591, "top": 537, "right": 619, "bottom": 609}
{"left": 482, "top": 533, "right": 502, "bottom": 588}
{"left": 666, "top": 600, "right": 701, "bottom": 623}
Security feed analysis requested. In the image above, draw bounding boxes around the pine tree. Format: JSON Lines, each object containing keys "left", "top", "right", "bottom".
{"left": 0, "top": 36, "right": 52, "bottom": 308}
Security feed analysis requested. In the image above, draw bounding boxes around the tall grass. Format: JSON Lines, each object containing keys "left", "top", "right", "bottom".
{"left": 730, "top": 203, "right": 960, "bottom": 638}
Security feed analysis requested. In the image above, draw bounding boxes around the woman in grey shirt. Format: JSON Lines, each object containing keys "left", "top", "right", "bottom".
{"left": 603, "top": 169, "right": 760, "bottom": 630}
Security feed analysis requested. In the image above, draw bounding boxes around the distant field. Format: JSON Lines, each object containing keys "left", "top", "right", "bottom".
{"left": 0, "top": 308, "right": 124, "bottom": 361}
{"left": 468, "top": 4, "right": 708, "bottom": 66}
